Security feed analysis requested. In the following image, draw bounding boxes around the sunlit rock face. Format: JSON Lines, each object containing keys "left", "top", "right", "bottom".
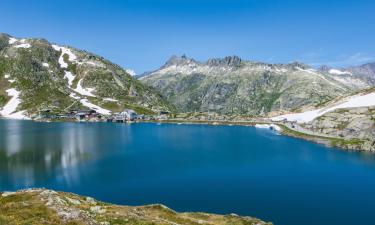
{"left": 141, "top": 55, "right": 372, "bottom": 115}
{"left": 304, "top": 106, "right": 375, "bottom": 151}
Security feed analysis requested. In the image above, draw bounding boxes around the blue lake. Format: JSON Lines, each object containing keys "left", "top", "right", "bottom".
{"left": 1, "top": 119, "right": 375, "bottom": 225}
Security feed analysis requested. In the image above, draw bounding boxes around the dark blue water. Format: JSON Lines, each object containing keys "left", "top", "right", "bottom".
{"left": 1, "top": 119, "right": 375, "bottom": 225}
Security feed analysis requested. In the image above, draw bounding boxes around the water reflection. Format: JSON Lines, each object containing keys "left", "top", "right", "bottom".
{"left": 2, "top": 120, "right": 375, "bottom": 225}
{"left": 0, "top": 120, "right": 115, "bottom": 189}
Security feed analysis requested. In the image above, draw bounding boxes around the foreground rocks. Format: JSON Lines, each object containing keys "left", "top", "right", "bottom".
{"left": 0, "top": 189, "right": 272, "bottom": 225}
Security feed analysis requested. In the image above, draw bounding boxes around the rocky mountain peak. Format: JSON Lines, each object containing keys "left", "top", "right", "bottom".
{"left": 206, "top": 55, "right": 242, "bottom": 67}
{"left": 346, "top": 62, "right": 375, "bottom": 80}
{"left": 162, "top": 54, "right": 198, "bottom": 68}
{"left": 287, "top": 61, "right": 310, "bottom": 70}
{"left": 319, "top": 65, "right": 332, "bottom": 73}
{"left": 358, "top": 62, "right": 375, "bottom": 72}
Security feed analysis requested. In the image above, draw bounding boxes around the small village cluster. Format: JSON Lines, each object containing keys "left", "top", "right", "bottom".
{"left": 34, "top": 109, "right": 170, "bottom": 122}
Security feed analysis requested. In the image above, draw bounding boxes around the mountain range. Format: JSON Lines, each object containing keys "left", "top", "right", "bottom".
{"left": 1, "top": 33, "right": 375, "bottom": 119}
{"left": 140, "top": 55, "right": 374, "bottom": 115}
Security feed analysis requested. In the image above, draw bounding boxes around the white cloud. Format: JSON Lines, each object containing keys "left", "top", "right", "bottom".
{"left": 307, "top": 52, "right": 375, "bottom": 67}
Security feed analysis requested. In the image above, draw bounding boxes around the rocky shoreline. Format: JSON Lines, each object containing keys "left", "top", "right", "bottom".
{"left": 144, "top": 119, "right": 374, "bottom": 152}
{"left": 0, "top": 189, "right": 272, "bottom": 225}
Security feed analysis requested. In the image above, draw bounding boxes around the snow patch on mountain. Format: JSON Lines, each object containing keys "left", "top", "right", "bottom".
{"left": 14, "top": 43, "right": 31, "bottom": 48}
{"left": 255, "top": 124, "right": 281, "bottom": 131}
{"left": 69, "top": 93, "right": 80, "bottom": 100}
{"left": 8, "top": 37, "right": 18, "bottom": 44}
{"left": 3, "top": 74, "right": 15, "bottom": 84}
{"left": 329, "top": 69, "right": 352, "bottom": 75}
{"left": 52, "top": 45, "right": 78, "bottom": 68}
{"left": 103, "top": 98, "right": 118, "bottom": 102}
{"left": 272, "top": 91, "right": 375, "bottom": 123}
{"left": 68, "top": 93, "right": 111, "bottom": 115}
{"left": 0, "top": 89, "right": 28, "bottom": 119}
{"left": 9, "top": 38, "right": 32, "bottom": 48}
{"left": 80, "top": 99, "right": 111, "bottom": 115}
{"left": 73, "top": 79, "right": 96, "bottom": 97}
{"left": 64, "top": 71, "right": 76, "bottom": 87}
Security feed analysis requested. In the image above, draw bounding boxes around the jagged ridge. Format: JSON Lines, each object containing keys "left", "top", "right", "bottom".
{"left": 141, "top": 55, "right": 372, "bottom": 115}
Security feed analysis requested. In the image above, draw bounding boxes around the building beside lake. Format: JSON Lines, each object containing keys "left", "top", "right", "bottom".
{"left": 120, "top": 109, "right": 138, "bottom": 121}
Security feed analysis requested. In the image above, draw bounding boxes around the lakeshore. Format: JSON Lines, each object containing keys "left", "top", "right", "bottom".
{"left": 1, "top": 113, "right": 369, "bottom": 152}
{"left": 2, "top": 120, "right": 375, "bottom": 225}
{"left": 140, "top": 118, "right": 366, "bottom": 152}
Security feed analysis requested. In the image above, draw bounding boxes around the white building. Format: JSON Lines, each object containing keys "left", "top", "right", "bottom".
{"left": 120, "top": 109, "right": 137, "bottom": 121}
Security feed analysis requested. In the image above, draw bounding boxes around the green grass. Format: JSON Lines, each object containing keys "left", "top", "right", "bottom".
{"left": 331, "top": 138, "right": 365, "bottom": 148}
{"left": 0, "top": 190, "right": 271, "bottom": 225}
{"left": 0, "top": 193, "right": 63, "bottom": 225}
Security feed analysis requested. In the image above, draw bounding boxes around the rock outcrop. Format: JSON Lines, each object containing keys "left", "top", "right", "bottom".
{"left": 304, "top": 106, "right": 375, "bottom": 151}
{"left": 0, "top": 189, "right": 272, "bottom": 225}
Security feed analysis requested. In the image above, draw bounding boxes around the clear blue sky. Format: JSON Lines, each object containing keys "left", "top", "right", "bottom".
{"left": 1, "top": 0, "right": 374, "bottom": 73}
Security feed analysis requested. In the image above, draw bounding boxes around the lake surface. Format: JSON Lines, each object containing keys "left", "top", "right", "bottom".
{"left": 1, "top": 119, "right": 375, "bottom": 225}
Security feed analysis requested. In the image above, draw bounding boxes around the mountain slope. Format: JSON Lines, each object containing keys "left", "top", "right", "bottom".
{"left": 272, "top": 88, "right": 375, "bottom": 151}
{"left": 319, "top": 63, "right": 375, "bottom": 88}
{"left": 141, "top": 55, "right": 370, "bottom": 115}
{"left": 0, "top": 33, "right": 171, "bottom": 119}
{"left": 346, "top": 62, "right": 375, "bottom": 85}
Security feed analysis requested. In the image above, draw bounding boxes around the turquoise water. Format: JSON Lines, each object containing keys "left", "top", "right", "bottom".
{"left": 1, "top": 120, "right": 375, "bottom": 225}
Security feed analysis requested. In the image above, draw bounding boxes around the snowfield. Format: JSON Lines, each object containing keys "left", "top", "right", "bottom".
{"left": 8, "top": 37, "right": 18, "bottom": 44}
{"left": 69, "top": 93, "right": 80, "bottom": 100}
{"left": 103, "top": 98, "right": 118, "bottom": 102}
{"left": 0, "top": 89, "right": 28, "bottom": 119}
{"left": 50, "top": 46, "right": 111, "bottom": 115}
{"left": 255, "top": 124, "right": 282, "bottom": 131}
{"left": 68, "top": 93, "right": 111, "bottom": 115}
{"left": 80, "top": 99, "right": 111, "bottom": 115}
{"left": 272, "top": 91, "right": 375, "bottom": 123}
{"left": 64, "top": 71, "right": 76, "bottom": 87}
{"left": 52, "top": 45, "right": 78, "bottom": 68}
{"left": 74, "top": 79, "right": 96, "bottom": 97}
{"left": 329, "top": 69, "right": 351, "bottom": 75}
{"left": 14, "top": 43, "right": 31, "bottom": 48}
{"left": 9, "top": 38, "right": 32, "bottom": 48}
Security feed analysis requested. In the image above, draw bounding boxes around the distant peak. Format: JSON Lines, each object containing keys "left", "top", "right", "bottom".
{"left": 318, "top": 65, "right": 332, "bottom": 73}
{"left": 206, "top": 55, "right": 242, "bottom": 67}
{"left": 287, "top": 61, "right": 310, "bottom": 70}
{"left": 162, "top": 54, "right": 197, "bottom": 68}
{"left": 0, "top": 33, "right": 12, "bottom": 41}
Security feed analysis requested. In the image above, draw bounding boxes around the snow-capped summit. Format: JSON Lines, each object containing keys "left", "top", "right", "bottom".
{"left": 125, "top": 69, "right": 137, "bottom": 76}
